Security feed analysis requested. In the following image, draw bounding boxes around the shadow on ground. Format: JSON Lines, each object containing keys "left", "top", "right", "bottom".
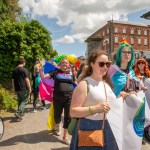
{"left": 0, "top": 130, "right": 65, "bottom": 147}
{"left": 1, "top": 103, "right": 51, "bottom": 123}
{"left": 51, "top": 148, "right": 69, "bottom": 150}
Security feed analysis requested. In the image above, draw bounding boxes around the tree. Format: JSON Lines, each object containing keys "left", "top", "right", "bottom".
{"left": 0, "top": 0, "right": 21, "bottom": 21}
{"left": 0, "top": 19, "right": 58, "bottom": 83}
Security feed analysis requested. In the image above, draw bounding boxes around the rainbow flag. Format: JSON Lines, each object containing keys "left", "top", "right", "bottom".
{"left": 39, "top": 61, "right": 57, "bottom": 101}
{"left": 39, "top": 78, "right": 54, "bottom": 102}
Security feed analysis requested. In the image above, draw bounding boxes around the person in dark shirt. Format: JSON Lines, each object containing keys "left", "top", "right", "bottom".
{"left": 40, "top": 58, "right": 76, "bottom": 144}
{"left": 32, "top": 65, "right": 46, "bottom": 112}
{"left": 12, "top": 58, "right": 31, "bottom": 119}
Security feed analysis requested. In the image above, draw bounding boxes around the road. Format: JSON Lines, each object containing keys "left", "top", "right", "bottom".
{"left": 0, "top": 102, "right": 149, "bottom": 150}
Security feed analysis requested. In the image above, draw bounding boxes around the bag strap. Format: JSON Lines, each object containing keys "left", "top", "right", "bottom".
{"left": 78, "top": 81, "right": 107, "bottom": 131}
{"left": 84, "top": 80, "right": 90, "bottom": 94}
{"left": 102, "top": 82, "right": 107, "bottom": 130}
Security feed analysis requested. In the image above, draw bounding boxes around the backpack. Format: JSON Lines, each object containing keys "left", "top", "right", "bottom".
{"left": 35, "top": 73, "right": 40, "bottom": 88}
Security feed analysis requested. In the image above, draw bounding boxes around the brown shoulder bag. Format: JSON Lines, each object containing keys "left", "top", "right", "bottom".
{"left": 78, "top": 82, "right": 107, "bottom": 147}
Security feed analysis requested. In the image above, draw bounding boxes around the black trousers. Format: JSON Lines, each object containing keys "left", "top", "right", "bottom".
{"left": 33, "top": 88, "right": 39, "bottom": 109}
{"left": 33, "top": 88, "right": 45, "bottom": 108}
{"left": 53, "top": 94, "right": 71, "bottom": 129}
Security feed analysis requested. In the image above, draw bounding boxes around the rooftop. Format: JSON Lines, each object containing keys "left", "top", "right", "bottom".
{"left": 111, "top": 20, "right": 150, "bottom": 27}
{"left": 141, "top": 11, "right": 150, "bottom": 20}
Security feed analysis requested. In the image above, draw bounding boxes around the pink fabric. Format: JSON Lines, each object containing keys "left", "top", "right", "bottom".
{"left": 39, "top": 81, "right": 53, "bottom": 102}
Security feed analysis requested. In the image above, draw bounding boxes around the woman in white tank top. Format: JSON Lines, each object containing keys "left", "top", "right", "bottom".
{"left": 70, "top": 51, "right": 118, "bottom": 150}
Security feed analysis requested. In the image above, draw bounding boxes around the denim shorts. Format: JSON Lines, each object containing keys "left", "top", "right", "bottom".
{"left": 70, "top": 118, "right": 119, "bottom": 150}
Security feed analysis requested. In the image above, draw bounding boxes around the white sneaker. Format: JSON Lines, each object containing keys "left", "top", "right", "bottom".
{"left": 55, "top": 125, "right": 62, "bottom": 136}
{"left": 33, "top": 109, "right": 37, "bottom": 112}
{"left": 42, "top": 106, "right": 47, "bottom": 110}
{"left": 62, "top": 137, "right": 71, "bottom": 145}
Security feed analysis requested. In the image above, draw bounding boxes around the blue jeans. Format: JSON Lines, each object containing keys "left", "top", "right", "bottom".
{"left": 70, "top": 118, "right": 118, "bottom": 150}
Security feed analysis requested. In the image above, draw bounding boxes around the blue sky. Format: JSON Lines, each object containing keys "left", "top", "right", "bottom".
{"left": 19, "top": 0, "right": 150, "bottom": 57}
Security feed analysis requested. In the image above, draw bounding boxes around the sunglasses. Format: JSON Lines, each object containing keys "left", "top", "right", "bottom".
{"left": 122, "top": 51, "right": 132, "bottom": 55}
{"left": 138, "top": 62, "right": 145, "bottom": 65}
{"left": 96, "top": 62, "right": 111, "bottom": 68}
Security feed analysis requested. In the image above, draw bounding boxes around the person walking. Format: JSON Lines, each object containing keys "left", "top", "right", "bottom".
{"left": 32, "top": 65, "right": 41, "bottom": 112}
{"left": 40, "top": 58, "right": 76, "bottom": 144}
{"left": 70, "top": 51, "right": 118, "bottom": 150}
{"left": 12, "top": 58, "right": 31, "bottom": 119}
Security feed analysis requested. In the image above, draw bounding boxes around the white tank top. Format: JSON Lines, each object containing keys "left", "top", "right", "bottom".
{"left": 83, "top": 77, "right": 116, "bottom": 120}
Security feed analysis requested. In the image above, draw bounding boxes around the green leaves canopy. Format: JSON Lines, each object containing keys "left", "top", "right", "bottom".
{"left": 0, "top": 19, "right": 57, "bottom": 81}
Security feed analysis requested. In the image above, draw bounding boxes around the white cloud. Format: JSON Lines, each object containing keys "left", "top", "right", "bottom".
{"left": 19, "top": 0, "right": 150, "bottom": 43}
{"left": 53, "top": 35, "right": 75, "bottom": 43}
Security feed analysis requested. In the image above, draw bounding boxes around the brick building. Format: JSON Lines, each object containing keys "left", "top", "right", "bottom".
{"left": 85, "top": 20, "right": 150, "bottom": 60}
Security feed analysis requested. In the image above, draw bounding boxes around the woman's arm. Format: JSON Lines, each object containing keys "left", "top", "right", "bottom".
{"left": 39, "top": 68, "right": 50, "bottom": 78}
{"left": 70, "top": 81, "right": 110, "bottom": 118}
{"left": 39, "top": 59, "right": 51, "bottom": 78}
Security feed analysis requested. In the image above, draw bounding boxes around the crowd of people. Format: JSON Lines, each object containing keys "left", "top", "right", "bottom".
{"left": 12, "top": 40, "right": 150, "bottom": 149}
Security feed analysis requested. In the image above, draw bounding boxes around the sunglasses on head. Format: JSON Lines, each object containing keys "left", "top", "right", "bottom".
{"left": 96, "top": 62, "right": 111, "bottom": 68}
{"left": 138, "top": 62, "right": 144, "bottom": 65}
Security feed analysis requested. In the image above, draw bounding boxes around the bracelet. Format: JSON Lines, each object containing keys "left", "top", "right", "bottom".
{"left": 89, "top": 106, "right": 93, "bottom": 115}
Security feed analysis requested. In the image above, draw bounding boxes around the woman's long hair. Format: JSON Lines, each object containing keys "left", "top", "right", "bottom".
{"left": 81, "top": 51, "right": 113, "bottom": 88}
{"left": 134, "top": 57, "right": 150, "bottom": 77}
{"left": 116, "top": 42, "right": 135, "bottom": 69}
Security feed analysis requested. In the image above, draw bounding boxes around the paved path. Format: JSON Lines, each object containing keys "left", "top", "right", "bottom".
{"left": 0, "top": 102, "right": 69, "bottom": 150}
{"left": 0, "top": 102, "right": 149, "bottom": 150}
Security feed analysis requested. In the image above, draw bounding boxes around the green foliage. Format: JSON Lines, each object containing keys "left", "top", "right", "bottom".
{"left": 0, "top": 0, "right": 21, "bottom": 21}
{"left": 0, "top": 19, "right": 58, "bottom": 81}
{"left": 0, "top": 88, "right": 17, "bottom": 110}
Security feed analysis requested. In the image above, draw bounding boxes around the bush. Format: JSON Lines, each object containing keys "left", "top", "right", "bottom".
{"left": 0, "top": 88, "right": 17, "bottom": 111}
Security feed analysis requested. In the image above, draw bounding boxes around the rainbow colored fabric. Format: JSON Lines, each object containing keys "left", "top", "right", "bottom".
{"left": 39, "top": 61, "right": 57, "bottom": 101}
{"left": 53, "top": 55, "right": 80, "bottom": 67}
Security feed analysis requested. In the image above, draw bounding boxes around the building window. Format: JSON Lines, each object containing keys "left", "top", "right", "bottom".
{"left": 144, "top": 39, "right": 148, "bottom": 45}
{"left": 107, "top": 38, "right": 109, "bottom": 44}
{"left": 138, "top": 30, "right": 141, "bottom": 35}
{"left": 93, "top": 41, "right": 100, "bottom": 50}
{"left": 138, "top": 39, "right": 141, "bottom": 45}
{"left": 123, "top": 28, "right": 126, "bottom": 34}
{"left": 131, "top": 29, "right": 134, "bottom": 34}
{"left": 107, "top": 29, "right": 109, "bottom": 34}
{"left": 144, "top": 30, "right": 147, "bottom": 36}
{"left": 103, "top": 38, "right": 109, "bottom": 45}
{"left": 103, "top": 40, "right": 105, "bottom": 46}
{"left": 114, "top": 37, "right": 118, "bottom": 43}
{"left": 114, "top": 28, "right": 118, "bottom": 33}
{"left": 103, "top": 31, "right": 105, "bottom": 36}
{"left": 131, "top": 37, "right": 134, "bottom": 44}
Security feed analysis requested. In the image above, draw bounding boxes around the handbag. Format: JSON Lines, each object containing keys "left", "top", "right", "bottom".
{"left": 78, "top": 82, "right": 107, "bottom": 147}
{"left": 68, "top": 118, "right": 77, "bottom": 135}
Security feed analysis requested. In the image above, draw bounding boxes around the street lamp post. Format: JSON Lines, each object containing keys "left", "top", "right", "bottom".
{"left": 110, "top": 20, "right": 114, "bottom": 61}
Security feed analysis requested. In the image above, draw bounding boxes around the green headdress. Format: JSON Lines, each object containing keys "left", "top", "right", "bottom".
{"left": 116, "top": 39, "right": 135, "bottom": 69}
